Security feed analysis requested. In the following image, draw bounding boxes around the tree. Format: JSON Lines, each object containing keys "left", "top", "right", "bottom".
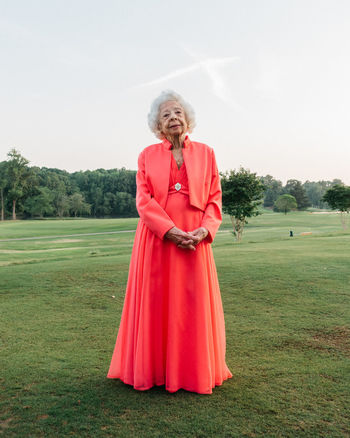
{"left": 22, "top": 187, "right": 55, "bottom": 218}
{"left": 0, "top": 161, "right": 9, "bottom": 221}
{"left": 260, "top": 175, "right": 283, "bottom": 208}
{"left": 323, "top": 184, "right": 350, "bottom": 230}
{"left": 302, "top": 181, "right": 324, "bottom": 208}
{"left": 6, "top": 149, "right": 32, "bottom": 220}
{"left": 55, "top": 193, "right": 71, "bottom": 218}
{"left": 221, "top": 167, "right": 265, "bottom": 242}
{"left": 274, "top": 194, "right": 297, "bottom": 214}
{"left": 69, "top": 192, "right": 91, "bottom": 217}
{"left": 302, "top": 179, "right": 344, "bottom": 209}
{"left": 70, "top": 168, "right": 137, "bottom": 217}
{"left": 284, "top": 179, "right": 310, "bottom": 210}
{"left": 113, "top": 192, "right": 137, "bottom": 217}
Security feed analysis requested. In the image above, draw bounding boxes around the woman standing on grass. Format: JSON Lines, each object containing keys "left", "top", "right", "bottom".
{"left": 107, "top": 90, "right": 232, "bottom": 394}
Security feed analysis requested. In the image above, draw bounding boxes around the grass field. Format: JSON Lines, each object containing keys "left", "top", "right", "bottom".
{"left": 1, "top": 210, "right": 349, "bottom": 437}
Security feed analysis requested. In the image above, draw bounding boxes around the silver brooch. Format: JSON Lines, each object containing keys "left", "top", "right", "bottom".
{"left": 175, "top": 182, "right": 181, "bottom": 191}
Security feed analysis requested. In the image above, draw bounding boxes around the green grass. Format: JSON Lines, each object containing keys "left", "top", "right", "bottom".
{"left": 1, "top": 211, "right": 349, "bottom": 437}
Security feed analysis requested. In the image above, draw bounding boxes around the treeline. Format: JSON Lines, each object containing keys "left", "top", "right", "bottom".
{"left": 0, "top": 149, "right": 137, "bottom": 220}
{"left": 260, "top": 175, "right": 343, "bottom": 211}
{"left": 0, "top": 148, "right": 345, "bottom": 220}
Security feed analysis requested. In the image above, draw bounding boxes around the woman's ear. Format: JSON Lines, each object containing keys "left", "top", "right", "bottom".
{"left": 185, "top": 116, "right": 190, "bottom": 133}
{"left": 157, "top": 122, "right": 163, "bottom": 137}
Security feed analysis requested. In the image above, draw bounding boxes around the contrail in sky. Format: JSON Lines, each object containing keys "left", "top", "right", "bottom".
{"left": 133, "top": 64, "right": 199, "bottom": 88}
{"left": 131, "top": 46, "right": 243, "bottom": 111}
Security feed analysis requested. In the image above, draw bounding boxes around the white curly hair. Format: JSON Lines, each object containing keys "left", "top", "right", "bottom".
{"left": 147, "top": 90, "right": 196, "bottom": 139}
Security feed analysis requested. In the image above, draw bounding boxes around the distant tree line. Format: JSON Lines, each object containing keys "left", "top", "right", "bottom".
{"left": 259, "top": 175, "right": 344, "bottom": 211}
{"left": 0, "top": 149, "right": 137, "bottom": 220}
{"left": 0, "top": 148, "right": 347, "bottom": 221}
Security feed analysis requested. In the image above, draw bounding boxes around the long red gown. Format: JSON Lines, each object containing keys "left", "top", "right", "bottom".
{"left": 107, "top": 151, "right": 232, "bottom": 394}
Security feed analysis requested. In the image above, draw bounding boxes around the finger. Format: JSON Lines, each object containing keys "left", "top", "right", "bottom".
{"left": 178, "top": 236, "right": 195, "bottom": 243}
{"left": 189, "top": 236, "right": 201, "bottom": 244}
{"left": 177, "top": 243, "right": 196, "bottom": 250}
{"left": 182, "top": 231, "right": 197, "bottom": 238}
{"left": 187, "top": 230, "right": 201, "bottom": 239}
{"left": 180, "top": 239, "right": 195, "bottom": 245}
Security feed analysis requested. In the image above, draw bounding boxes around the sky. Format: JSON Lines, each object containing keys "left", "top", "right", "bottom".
{"left": 1, "top": 0, "right": 350, "bottom": 184}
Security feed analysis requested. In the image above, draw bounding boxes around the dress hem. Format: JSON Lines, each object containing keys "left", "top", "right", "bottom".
{"left": 106, "top": 373, "right": 233, "bottom": 395}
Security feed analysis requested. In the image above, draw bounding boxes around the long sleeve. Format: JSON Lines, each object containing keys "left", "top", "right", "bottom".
{"left": 200, "top": 148, "right": 222, "bottom": 243}
{"left": 136, "top": 149, "right": 175, "bottom": 240}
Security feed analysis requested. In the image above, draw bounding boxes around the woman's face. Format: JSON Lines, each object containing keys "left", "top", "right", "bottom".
{"left": 158, "top": 100, "right": 188, "bottom": 138}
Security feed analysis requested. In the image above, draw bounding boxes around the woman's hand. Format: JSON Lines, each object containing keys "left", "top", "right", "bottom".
{"left": 187, "top": 227, "right": 209, "bottom": 245}
{"left": 165, "top": 226, "right": 199, "bottom": 250}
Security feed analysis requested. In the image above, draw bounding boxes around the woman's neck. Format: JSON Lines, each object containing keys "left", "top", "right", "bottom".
{"left": 166, "top": 133, "right": 186, "bottom": 149}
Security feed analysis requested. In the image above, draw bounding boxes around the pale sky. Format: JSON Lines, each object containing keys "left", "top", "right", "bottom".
{"left": 1, "top": 0, "right": 350, "bottom": 184}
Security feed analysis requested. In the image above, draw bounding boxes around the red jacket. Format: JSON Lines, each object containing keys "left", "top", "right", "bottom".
{"left": 136, "top": 136, "right": 222, "bottom": 243}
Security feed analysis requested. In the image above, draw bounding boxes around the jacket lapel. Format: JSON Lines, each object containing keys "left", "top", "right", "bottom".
{"left": 147, "top": 142, "right": 171, "bottom": 208}
{"left": 183, "top": 139, "right": 207, "bottom": 211}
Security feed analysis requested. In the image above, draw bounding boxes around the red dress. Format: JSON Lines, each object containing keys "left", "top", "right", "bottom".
{"left": 107, "top": 150, "right": 232, "bottom": 394}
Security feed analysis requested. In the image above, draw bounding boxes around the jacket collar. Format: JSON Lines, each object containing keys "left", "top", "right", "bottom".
{"left": 162, "top": 135, "right": 191, "bottom": 150}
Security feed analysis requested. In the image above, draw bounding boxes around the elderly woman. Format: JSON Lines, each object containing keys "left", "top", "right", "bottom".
{"left": 107, "top": 90, "right": 232, "bottom": 394}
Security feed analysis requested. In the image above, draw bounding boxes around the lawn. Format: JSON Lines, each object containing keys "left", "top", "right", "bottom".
{"left": 1, "top": 210, "right": 349, "bottom": 437}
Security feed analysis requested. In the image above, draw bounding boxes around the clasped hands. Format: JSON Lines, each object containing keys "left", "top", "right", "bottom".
{"left": 165, "top": 226, "right": 208, "bottom": 250}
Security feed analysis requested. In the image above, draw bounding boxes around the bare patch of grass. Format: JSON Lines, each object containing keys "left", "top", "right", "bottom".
{"left": 275, "top": 326, "right": 350, "bottom": 357}
{"left": 309, "top": 326, "right": 350, "bottom": 356}
{"left": 0, "top": 417, "right": 14, "bottom": 434}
